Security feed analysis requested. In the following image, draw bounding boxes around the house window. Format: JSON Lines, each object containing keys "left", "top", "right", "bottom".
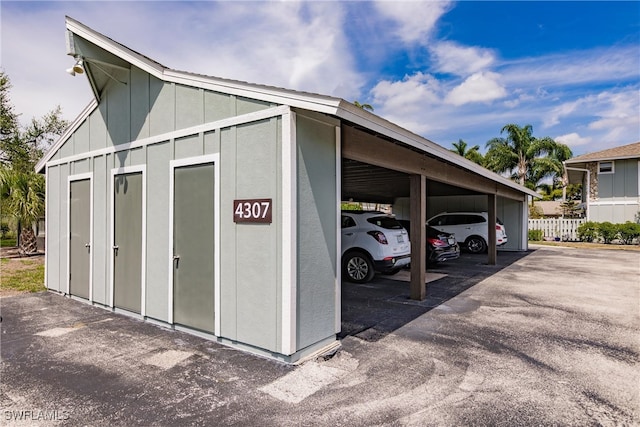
{"left": 598, "top": 161, "right": 614, "bottom": 174}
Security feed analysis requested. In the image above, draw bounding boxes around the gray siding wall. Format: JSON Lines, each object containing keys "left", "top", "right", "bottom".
{"left": 597, "top": 159, "right": 638, "bottom": 199}
{"left": 45, "top": 67, "right": 293, "bottom": 353}
{"left": 497, "top": 197, "right": 525, "bottom": 250}
{"left": 295, "top": 114, "right": 338, "bottom": 350}
{"left": 590, "top": 204, "right": 640, "bottom": 223}
{"left": 591, "top": 159, "right": 639, "bottom": 223}
{"left": 220, "top": 119, "right": 282, "bottom": 352}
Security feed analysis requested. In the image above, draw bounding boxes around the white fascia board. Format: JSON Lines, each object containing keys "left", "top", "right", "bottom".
{"left": 565, "top": 155, "right": 640, "bottom": 164}
{"left": 35, "top": 99, "right": 98, "bottom": 173}
{"left": 164, "top": 71, "right": 341, "bottom": 114}
{"left": 335, "top": 101, "right": 540, "bottom": 199}
{"left": 65, "top": 17, "right": 165, "bottom": 80}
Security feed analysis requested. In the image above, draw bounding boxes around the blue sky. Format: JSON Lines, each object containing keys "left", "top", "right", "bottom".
{"left": 2, "top": 1, "right": 639, "bottom": 157}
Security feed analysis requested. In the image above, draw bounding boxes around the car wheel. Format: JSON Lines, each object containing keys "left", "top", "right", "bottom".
{"left": 465, "top": 236, "right": 487, "bottom": 254}
{"left": 343, "top": 252, "right": 375, "bottom": 283}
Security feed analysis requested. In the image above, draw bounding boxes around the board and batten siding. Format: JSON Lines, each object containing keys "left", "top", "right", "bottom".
{"left": 295, "top": 112, "right": 340, "bottom": 351}
{"left": 597, "top": 159, "right": 638, "bottom": 199}
{"left": 591, "top": 159, "right": 640, "bottom": 223}
{"left": 44, "top": 65, "right": 308, "bottom": 357}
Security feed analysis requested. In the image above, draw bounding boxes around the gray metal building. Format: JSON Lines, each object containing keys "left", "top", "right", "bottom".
{"left": 36, "top": 18, "right": 538, "bottom": 362}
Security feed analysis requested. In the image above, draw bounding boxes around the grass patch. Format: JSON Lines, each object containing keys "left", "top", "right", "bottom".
{"left": 531, "top": 241, "right": 640, "bottom": 251}
{"left": 1, "top": 238, "right": 17, "bottom": 247}
{"left": 0, "top": 257, "right": 46, "bottom": 293}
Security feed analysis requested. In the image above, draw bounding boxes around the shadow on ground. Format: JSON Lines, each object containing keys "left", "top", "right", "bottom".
{"left": 339, "top": 250, "right": 533, "bottom": 341}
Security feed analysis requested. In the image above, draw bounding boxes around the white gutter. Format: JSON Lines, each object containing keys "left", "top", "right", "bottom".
{"left": 565, "top": 166, "right": 590, "bottom": 221}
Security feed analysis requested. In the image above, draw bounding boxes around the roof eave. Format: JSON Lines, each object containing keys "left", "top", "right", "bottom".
{"left": 66, "top": 16, "right": 165, "bottom": 79}
{"left": 565, "top": 154, "right": 640, "bottom": 164}
{"left": 35, "top": 99, "right": 99, "bottom": 173}
{"left": 163, "top": 70, "right": 342, "bottom": 114}
{"left": 334, "top": 101, "right": 540, "bottom": 199}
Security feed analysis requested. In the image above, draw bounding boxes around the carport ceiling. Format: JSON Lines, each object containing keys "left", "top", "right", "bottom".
{"left": 341, "top": 158, "right": 483, "bottom": 204}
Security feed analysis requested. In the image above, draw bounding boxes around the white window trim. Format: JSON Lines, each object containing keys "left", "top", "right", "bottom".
{"left": 66, "top": 173, "right": 94, "bottom": 301}
{"left": 598, "top": 161, "right": 615, "bottom": 174}
{"left": 109, "top": 165, "right": 147, "bottom": 316}
{"left": 167, "top": 154, "right": 221, "bottom": 336}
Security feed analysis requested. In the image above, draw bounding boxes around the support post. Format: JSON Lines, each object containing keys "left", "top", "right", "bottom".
{"left": 410, "top": 174, "right": 426, "bottom": 300}
{"left": 487, "top": 193, "right": 497, "bottom": 265}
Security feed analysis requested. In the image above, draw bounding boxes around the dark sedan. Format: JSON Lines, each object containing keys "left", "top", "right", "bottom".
{"left": 398, "top": 220, "right": 460, "bottom": 264}
{"left": 426, "top": 225, "right": 460, "bottom": 263}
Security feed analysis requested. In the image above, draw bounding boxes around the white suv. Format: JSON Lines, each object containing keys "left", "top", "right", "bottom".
{"left": 427, "top": 212, "right": 507, "bottom": 254}
{"left": 341, "top": 211, "right": 411, "bottom": 283}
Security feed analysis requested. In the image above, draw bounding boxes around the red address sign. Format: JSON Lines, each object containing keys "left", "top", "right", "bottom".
{"left": 233, "top": 199, "right": 272, "bottom": 224}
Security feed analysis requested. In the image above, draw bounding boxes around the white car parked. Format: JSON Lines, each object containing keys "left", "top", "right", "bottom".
{"left": 427, "top": 212, "right": 507, "bottom": 254}
{"left": 341, "top": 211, "right": 411, "bottom": 283}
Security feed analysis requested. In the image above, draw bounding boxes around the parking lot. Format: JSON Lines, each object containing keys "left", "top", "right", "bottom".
{"left": 1, "top": 245, "right": 639, "bottom": 426}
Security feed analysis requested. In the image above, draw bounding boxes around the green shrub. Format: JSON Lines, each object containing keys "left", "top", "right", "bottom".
{"left": 528, "top": 229, "right": 543, "bottom": 241}
{"left": 617, "top": 222, "right": 640, "bottom": 245}
{"left": 0, "top": 222, "right": 9, "bottom": 238}
{"left": 529, "top": 204, "right": 544, "bottom": 219}
{"left": 597, "top": 222, "right": 619, "bottom": 244}
{"left": 577, "top": 221, "right": 598, "bottom": 242}
{"left": 1, "top": 238, "right": 16, "bottom": 247}
{"left": 341, "top": 202, "right": 362, "bottom": 211}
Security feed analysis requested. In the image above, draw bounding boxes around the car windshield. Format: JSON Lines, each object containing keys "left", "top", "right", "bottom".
{"left": 367, "top": 216, "right": 403, "bottom": 230}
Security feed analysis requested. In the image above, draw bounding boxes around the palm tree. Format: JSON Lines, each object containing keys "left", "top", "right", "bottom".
{"left": 450, "top": 139, "right": 483, "bottom": 165}
{"left": 353, "top": 101, "right": 374, "bottom": 112}
{"left": 0, "top": 167, "right": 45, "bottom": 254}
{"left": 484, "top": 124, "right": 558, "bottom": 187}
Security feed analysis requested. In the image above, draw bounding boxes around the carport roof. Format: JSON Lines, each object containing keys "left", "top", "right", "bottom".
{"left": 36, "top": 17, "right": 539, "bottom": 200}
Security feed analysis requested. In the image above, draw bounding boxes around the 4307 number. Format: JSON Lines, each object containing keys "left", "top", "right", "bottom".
{"left": 233, "top": 199, "right": 272, "bottom": 223}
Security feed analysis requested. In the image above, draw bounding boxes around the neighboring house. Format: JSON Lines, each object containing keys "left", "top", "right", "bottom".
{"left": 564, "top": 142, "right": 640, "bottom": 223}
{"left": 534, "top": 200, "right": 563, "bottom": 218}
{"left": 532, "top": 200, "right": 584, "bottom": 218}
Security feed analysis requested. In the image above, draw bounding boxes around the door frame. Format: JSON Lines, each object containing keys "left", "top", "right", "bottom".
{"left": 109, "top": 165, "right": 147, "bottom": 316}
{"left": 168, "top": 154, "right": 220, "bottom": 335}
{"left": 66, "top": 172, "right": 93, "bottom": 300}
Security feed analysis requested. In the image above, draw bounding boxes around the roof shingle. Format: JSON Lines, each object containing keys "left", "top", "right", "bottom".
{"left": 565, "top": 141, "right": 640, "bottom": 163}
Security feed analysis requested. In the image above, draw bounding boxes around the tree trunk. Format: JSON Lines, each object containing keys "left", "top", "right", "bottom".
{"left": 18, "top": 226, "right": 38, "bottom": 255}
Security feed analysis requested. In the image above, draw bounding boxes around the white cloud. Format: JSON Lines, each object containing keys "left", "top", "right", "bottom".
{"left": 543, "top": 97, "right": 589, "bottom": 128}
{"left": 555, "top": 133, "right": 591, "bottom": 148}
{"left": 373, "top": 0, "right": 452, "bottom": 43}
{"left": 167, "top": 1, "right": 364, "bottom": 97}
{"left": 544, "top": 88, "right": 640, "bottom": 133}
{"left": 429, "top": 41, "right": 496, "bottom": 76}
{"left": 445, "top": 72, "right": 507, "bottom": 106}
{"left": 371, "top": 72, "right": 442, "bottom": 113}
{"left": 587, "top": 90, "right": 640, "bottom": 143}
{"left": 501, "top": 46, "right": 640, "bottom": 88}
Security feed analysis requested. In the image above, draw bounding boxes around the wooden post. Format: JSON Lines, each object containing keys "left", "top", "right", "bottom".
{"left": 410, "top": 174, "right": 426, "bottom": 300}
{"left": 487, "top": 193, "right": 497, "bottom": 265}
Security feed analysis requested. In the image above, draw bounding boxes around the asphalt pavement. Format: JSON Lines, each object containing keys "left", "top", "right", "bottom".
{"left": 1, "top": 245, "right": 638, "bottom": 426}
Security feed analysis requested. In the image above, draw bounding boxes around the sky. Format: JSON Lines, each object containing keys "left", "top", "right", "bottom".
{"left": 1, "top": 1, "right": 639, "bottom": 157}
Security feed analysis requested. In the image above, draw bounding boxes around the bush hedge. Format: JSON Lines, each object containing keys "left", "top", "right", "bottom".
{"left": 576, "top": 221, "right": 640, "bottom": 245}
{"left": 528, "top": 229, "right": 544, "bottom": 241}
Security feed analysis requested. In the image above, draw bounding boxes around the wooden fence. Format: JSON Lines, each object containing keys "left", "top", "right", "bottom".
{"left": 528, "top": 218, "right": 586, "bottom": 241}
